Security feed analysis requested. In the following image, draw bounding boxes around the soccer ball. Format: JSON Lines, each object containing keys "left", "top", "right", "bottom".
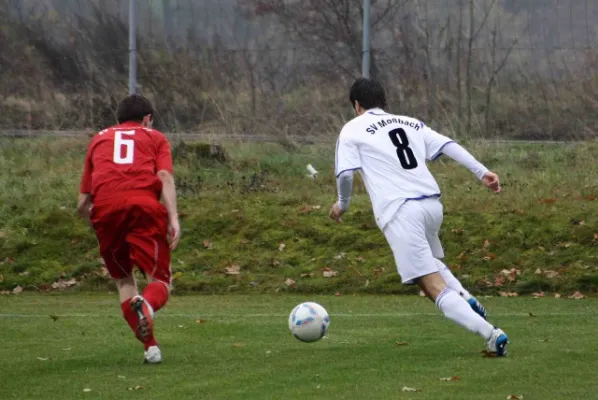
{"left": 288, "top": 302, "right": 330, "bottom": 343}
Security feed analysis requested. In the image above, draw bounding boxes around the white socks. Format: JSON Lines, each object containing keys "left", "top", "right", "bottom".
{"left": 435, "top": 288, "right": 494, "bottom": 340}
{"left": 436, "top": 259, "right": 471, "bottom": 300}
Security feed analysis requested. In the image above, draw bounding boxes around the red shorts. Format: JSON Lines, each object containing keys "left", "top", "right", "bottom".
{"left": 90, "top": 193, "right": 171, "bottom": 285}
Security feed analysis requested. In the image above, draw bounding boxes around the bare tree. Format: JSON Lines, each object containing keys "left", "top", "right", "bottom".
{"left": 466, "top": 0, "right": 496, "bottom": 135}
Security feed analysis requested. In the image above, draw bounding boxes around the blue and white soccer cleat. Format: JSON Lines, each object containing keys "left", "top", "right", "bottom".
{"left": 486, "top": 328, "right": 509, "bottom": 357}
{"left": 467, "top": 296, "right": 487, "bottom": 320}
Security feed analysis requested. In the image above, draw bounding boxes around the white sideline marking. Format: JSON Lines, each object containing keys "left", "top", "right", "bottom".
{"left": 0, "top": 312, "right": 596, "bottom": 319}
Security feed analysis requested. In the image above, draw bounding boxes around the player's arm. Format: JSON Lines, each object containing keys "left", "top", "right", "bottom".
{"left": 156, "top": 136, "right": 181, "bottom": 249}
{"left": 78, "top": 146, "right": 93, "bottom": 228}
{"left": 422, "top": 124, "right": 500, "bottom": 193}
{"left": 77, "top": 193, "right": 92, "bottom": 227}
{"left": 440, "top": 143, "right": 500, "bottom": 192}
{"left": 330, "top": 131, "right": 361, "bottom": 222}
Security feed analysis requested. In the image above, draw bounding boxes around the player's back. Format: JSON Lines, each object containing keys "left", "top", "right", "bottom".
{"left": 336, "top": 109, "right": 452, "bottom": 228}
{"left": 84, "top": 121, "right": 171, "bottom": 203}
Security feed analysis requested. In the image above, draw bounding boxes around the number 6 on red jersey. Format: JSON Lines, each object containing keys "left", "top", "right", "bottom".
{"left": 113, "top": 130, "right": 136, "bottom": 164}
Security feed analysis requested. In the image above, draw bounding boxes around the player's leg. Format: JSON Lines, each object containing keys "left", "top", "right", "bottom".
{"left": 91, "top": 204, "right": 156, "bottom": 355}
{"left": 434, "top": 259, "right": 487, "bottom": 319}
{"left": 127, "top": 201, "right": 172, "bottom": 313}
{"left": 385, "top": 200, "right": 508, "bottom": 355}
{"left": 425, "top": 203, "right": 488, "bottom": 319}
{"left": 125, "top": 200, "right": 172, "bottom": 363}
{"left": 416, "top": 272, "right": 507, "bottom": 355}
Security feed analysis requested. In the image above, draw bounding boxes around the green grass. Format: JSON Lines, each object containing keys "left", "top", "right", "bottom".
{"left": 0, "top": 294, "right": 597, "bottom": 399}
{"left": 1, "top": 137, "right": 598, "bottom": 294}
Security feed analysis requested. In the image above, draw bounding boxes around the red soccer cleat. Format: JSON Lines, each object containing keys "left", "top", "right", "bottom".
{"left": 130, "top": 295, "right": 155, "bottom": 343}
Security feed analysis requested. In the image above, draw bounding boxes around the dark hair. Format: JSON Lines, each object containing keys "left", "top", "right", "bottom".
{"left": 116, "top": 94, "right": 155, "bottom": 123}
{"left": 349, "top": 77, "right": 387, "bottom": 110}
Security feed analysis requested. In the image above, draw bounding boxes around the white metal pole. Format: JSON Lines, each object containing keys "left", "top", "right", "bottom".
{"left": 128, "top": 0, "right": 137, "bottom": 94}
{"left": 361, "top": 0, "right": 371, "bottom": 78}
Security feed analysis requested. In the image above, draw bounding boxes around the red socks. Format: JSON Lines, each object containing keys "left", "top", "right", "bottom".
{"left": 142, "top": 281, "right": 169, "bottom": 313}
{"left": 120, "top": 298, "right": 158, "bottom": 350}
{"left": 120, "top": 283, "right": 168, "bottom": 350}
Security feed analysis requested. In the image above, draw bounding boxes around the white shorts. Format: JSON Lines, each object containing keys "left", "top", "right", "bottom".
{"left": 383, "top": 197, "right": 445, "bottom": 284}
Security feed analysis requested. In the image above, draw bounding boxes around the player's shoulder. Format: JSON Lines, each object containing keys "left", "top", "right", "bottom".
{"left": 140, "top": 127, "right": 169, "bottom": 143}
{"left": 388, "top": 114, "right": 426, "bottom": 131}
{"left": 339, "top": 115, "right": 367, "bottom": 139}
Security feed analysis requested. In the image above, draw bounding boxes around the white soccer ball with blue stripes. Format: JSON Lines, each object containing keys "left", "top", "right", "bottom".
{"left": 288, "top": 302, "right": 330, "bottom": 343}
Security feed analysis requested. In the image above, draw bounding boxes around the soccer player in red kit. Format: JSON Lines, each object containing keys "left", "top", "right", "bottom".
{"left": 77, "top": 94, "right": 180, "bottom": 364}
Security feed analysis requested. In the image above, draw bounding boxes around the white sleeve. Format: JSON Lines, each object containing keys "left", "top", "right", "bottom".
{"left": 335, "top": 132, "right": 361, "bottom": 177}
{"left": 336, "top": 169, "right": 355, "bottom": 211}
{"left": 441, "top": 142, "right": 489, "bottom": 180}
{"left": 422, "top": 125, "right": 454, "bottom": 161}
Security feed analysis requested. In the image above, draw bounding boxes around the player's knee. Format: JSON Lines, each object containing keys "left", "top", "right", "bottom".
{"left": 416, "top": 272, "right": 447, "bottom": 300}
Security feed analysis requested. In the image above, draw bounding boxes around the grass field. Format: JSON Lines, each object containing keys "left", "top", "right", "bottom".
{"left": 0, "top": 294, "right": 597, "bottom": 399}
{"left": 1, "top": 137, "right": 598, "bottom": 295}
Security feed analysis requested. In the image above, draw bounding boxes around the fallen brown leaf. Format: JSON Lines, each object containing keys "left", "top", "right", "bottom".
{"left": 543, "top": 270, "right": 559, "bottom": 279}
{"left": 554, "top": 293, "right": 561, "bottom": 299}
{"left": 568, "top": 291, "right": 585, "bottom": 299}
{"left": 394, "top": 341, "right": 408, "bottom": 346}
{"left": 225, "top": 265, "right": 241, "bottom": 275}
{"left": 456, "top": 251, "right": 467, "bottom": 261}
{"left": 483, "top": 239, "right": 491, "bottom": 249}
{"left": 0, "top": 274, "right": 3, "bottom": 283}
{"left": 195, "top": 319, "right": 207, "bottom": 324}
{"left": 300, "top": 273, "right": 315, "bottom": 278}
{"left": 532, "top": 292, "right": 545, "bottom": 299}
{"left": 507, "top": 395, "right": 524, "bottom": 400}
{"left": 334, "top": 291, "right": 341, "bottom": 296}
{"left": 498, "top": 291, "right": 519, "bottom": 297}
{"left": 322, "top": 268, "right": 338, "bottom": 278}
{"left": 203, "top": 240, "right": 213, "bottom": 249}
{"left": 440, "top": 376, "right": 461, "bottom": 382}
{"left": 232, "top": 343, "right": 245, "bottom": 348}
{"left": 356, "top": 256, "right": 365, "bottom": 263}
{"left": 539, "top": 197, "right": 556, "bottom": 203}
{"left": 51, "top": 278, "right": 78, "bottom": 290}
{"left": 239, "top": 238, "right": 251, "bottom": 244}
{"left": 372, "top": 267, "right": 385, "bottom": 279}
{"left": 284, "top": 278, "right": 296, "bottom": 287}
{"left": 128, "top": 386, "right": 143, "bottom": 391}
{"left": 481, "top": 350, "right": 498, "bottom": 358}
{"left": 451, "top": 228, "right": 464, "bottom": 234}
{"left": 0, "top": 231, "right": 7, "bottom": 239}
{"left": 278, "top": 243, "right": 286, "bottom": 252}
{"left": 483, "top": 253, "right": 497, "bottom": 261}
{"left": 493, "top": 275, "right": 506, "bottom": 287}
{"left": 12, "top": 285, "right": 23, "bottom": 294}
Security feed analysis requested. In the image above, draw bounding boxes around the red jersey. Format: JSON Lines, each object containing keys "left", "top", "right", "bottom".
{"left": 80, "top": 121, "right": 173, "bottom": 202}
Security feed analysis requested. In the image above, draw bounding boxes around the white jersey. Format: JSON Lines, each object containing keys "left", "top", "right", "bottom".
{"left": 335, "top": 108, "right": 453, "bottom": 230}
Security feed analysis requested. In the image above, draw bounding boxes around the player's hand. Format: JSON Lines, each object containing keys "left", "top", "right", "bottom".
{"left": 168, "top": 217, "right": 181, "bottom": 250}
{"left": 481, "top": 171, "right": 501, "bottom": 193}
{"left": 329, "top": 202, "right": 345, "bottom": 223}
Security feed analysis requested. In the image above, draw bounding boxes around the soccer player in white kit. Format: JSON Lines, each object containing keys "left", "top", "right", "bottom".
{"left": 330, "top": 78, "right": 509, "bottom": 356}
